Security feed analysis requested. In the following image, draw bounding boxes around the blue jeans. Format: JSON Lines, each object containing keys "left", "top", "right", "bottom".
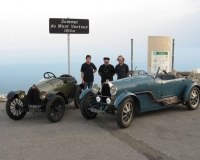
{"left": 84, "top": 82, "right": 93, "bottom": 90}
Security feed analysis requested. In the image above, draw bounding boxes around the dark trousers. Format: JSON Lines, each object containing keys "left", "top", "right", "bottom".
{"left": 84, "top": 82, "right": 93, "bottom": 90}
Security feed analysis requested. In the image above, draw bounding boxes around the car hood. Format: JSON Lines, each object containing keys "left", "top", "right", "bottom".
{"left": 35, "top": 82, "right": 54, "bottom": 94}
{"left": 111, "top": 75, "right": 151, "bottom": 96}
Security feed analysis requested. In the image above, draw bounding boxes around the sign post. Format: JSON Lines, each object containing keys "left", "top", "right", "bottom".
{"left": 49, "top": 18, "right": 89, "bottom": 75}
{"left": 131, "top": 39, "right": 133, "bottom": 71}
{"left": 67, "top": 17, "right": 70, "bottom": 75}
{"left": 68, "top": 33, "right": 70, "bottom": 75}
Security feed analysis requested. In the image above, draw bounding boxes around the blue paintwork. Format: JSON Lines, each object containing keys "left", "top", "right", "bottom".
{"left": 111, "top": 76, "right": 150, "bottom": 97}
{"left": 137, "top": 93, "right": 151, "bottom": 112}
{"left": 114, "top": 92, "right": 137, "bottom": 106}
{"left": 80, "top": 74, "right": 199, "bottom": 114}
{"left": 79, "top": 88, "right": 94, "bottom": 99}
{"left": 183, "top": 83, "right": 200, "bottom": 101}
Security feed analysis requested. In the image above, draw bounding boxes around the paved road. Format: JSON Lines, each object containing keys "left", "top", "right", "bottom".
{"left": 0, "top": 102, "right": 200, "bottom": 160}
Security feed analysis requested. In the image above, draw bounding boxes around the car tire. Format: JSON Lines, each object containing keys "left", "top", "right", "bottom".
{"left": 6, "top": 98, "right": 26, "bottom": 120}
{"left": 80, "top": 92, "right": 97, "bottom": 119}
{"left": 117, "top": 97, "right": 134, "bottom": 129}
{"left": 74, "top": 87, "right": 82, "bottom": 109}
{"left": 46, "top": 95, "right": 65, "bottom": 123}
{"left": 186, "top": 87, "right": 200, "bottom": 110}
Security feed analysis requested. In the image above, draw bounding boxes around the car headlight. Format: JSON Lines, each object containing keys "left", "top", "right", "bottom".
{"left": 106, "top": 98, "right": 111, "bottom": 104}
{"left": 18, "top": 92, "right": 26, "bottom": 99}
{"left": 93, "top": 84, "right": 100, "bottom": 94}
{"left": 96, "top": 96, "right": 101, "bottom": 102}
{"left": 40, "top": 92, "right": 47, "bottom": 100}
{"left": 110, "top": 86, "right": 117, "bottom": 96}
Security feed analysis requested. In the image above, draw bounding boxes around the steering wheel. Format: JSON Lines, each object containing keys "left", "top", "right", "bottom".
{"left": 44, "top": 72, "right": 56, "bottom": 79}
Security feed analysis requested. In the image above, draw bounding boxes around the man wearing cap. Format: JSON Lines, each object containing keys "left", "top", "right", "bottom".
{"left": 98, "top": 57, "right": 115, "bottom": 84}
{"left": 115, "top": 55, "right": 129, "bottom": 79}
{"left": 81, "top": 55, "right": 97, "bottom": 90}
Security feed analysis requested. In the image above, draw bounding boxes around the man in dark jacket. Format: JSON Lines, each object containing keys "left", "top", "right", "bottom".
{"left": 98, "top": 57, "right": 115, "bottom": 84}
{"left": 115, "top": 55, "right": 129, "bottom": 79}
{"left": 81, "top": 55, "right": 97, "bottom": 90}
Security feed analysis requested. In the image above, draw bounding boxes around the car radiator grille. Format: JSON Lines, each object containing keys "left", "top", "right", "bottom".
{"left": 27, "top": 88, "right": 42, "bottom": 105}
{"left": 101, "top": 84, "right": 111, "bottom": 103}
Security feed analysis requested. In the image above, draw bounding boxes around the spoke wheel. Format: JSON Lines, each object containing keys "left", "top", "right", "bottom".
{"left": 6, "top": 97, "right": 26, "bottom": 120}
{"left": 80, "top": 92, "right": 97, "bottom": 119}
{"left": 186, "top": 87, "right": 200, "bottom": 110}
{"left": 117, "top": 97, "right": 134, "bottom": 129}
{"left": 46, "top": 95, "right": 65, "bottom": 122}
{"left": 74, "top": 87, "right": 83, "bottom": 109}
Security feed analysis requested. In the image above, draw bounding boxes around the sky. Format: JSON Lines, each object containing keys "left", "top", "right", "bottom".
{"left": 0, "top": 0, "right": 200, "bottom": 69}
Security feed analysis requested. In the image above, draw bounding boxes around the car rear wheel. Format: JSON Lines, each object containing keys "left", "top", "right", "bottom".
{"left": 186, "top": 87, "right": 200, "bottom": 110}
{"left": 117, "top": 97, "right": 134, "bottom": 129}
{"left": 46, "top": 95, "right": 65, "bottom": 122}
{"left": 6, "top": 97, "right": 26, "bottom": 120}
{"left": 74, "top": 87, "right": 82, "bottom": 109}
{"left": 80, "top": 92, "right": 97, "bottom": 119}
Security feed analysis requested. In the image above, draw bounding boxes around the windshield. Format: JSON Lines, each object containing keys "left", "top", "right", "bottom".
{"left": 129, "top": 66, "right": 168, "bottom": 78}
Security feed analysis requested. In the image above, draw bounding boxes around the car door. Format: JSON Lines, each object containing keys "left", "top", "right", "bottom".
{"left": 150, "top": 78, "right": 162, "bottom": 99}
{"left": 149, "top": 77, "right": 163, "bottom": 110}
{"left": 161, "top": 79, "right": 175, "bottom": 98}
{"left": 150, "top": 78, "right": 175, "bottom": 110}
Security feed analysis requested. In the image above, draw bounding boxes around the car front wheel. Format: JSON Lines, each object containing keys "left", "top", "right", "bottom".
{"left": 117, "top": 97, "right": 134, "bottom": 129}
{"left": 6, "top": 97, "right": 26, "bottom": 120}
{"left": 186, "top": 87, "right": 200, "bottom": 110}
{"left": 46, "top": 95, "right": 65, "bottom": 122}
{"left": 80, "top": 92, "right": 97, "bottom": 119}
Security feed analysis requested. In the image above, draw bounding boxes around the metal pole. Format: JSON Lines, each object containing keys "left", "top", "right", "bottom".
{"left": 172, "top": 38, "right": 175, "bottom": 71}
{"left": 67, "top": 17, "right": 70, "bottom": 75}
{"left": 131, "top": 39, "right": 133, "bottom": 70}
{"left": 68, "top": 34, "right": 70, "bottom": 75}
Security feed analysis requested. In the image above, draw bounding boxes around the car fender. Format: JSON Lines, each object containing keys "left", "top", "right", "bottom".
{"left": 7, "top": 90, "right": 24, "bottom": 99}
{"left": 79, "top": 88, "right": 94, "bottom": 99}
{"left": 114, "top": 92, "right": 139, "bottom": 106}
{"left": 71, "top": 84, "right": 84, "bottom": 99}
{"left": 114, "top": 92, "right": 141, "bottom": 114}
{"left": 46, "top": 91, "right": 66, "bottom": 101}
{"left": 183, "top": 83, "right": 200, "bottom": 102}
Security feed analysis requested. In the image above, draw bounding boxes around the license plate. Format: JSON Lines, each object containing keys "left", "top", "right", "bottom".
{"left": 28, "top": 105, "right": 41, "bottom": 112}
{"left": 91, "top": 108, "right": 102, "bottom": 114}
{"left": 29, "top": 109, "right": 39, "bottom": 112}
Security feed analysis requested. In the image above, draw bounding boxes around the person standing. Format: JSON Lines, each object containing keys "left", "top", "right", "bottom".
{"left": 115, "top": 55, "right": 129, "bottom": 79}
{"left": 81, "top": 55, "right": 97, "bottom": 90}
{"left": 98, "top": 57, "right": 115, "bottom": 84}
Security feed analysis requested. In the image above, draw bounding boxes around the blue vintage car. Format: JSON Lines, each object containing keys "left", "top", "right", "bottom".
{"left": 79, "top": 67, "right": 200, "bottom": 128}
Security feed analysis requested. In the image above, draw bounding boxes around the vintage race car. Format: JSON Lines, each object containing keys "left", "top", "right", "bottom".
{"left": 6, "top": 72, "right": 83, "bottom": 122}
{"left": 80, "top": 67, "right": 199, "bottom": 128}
